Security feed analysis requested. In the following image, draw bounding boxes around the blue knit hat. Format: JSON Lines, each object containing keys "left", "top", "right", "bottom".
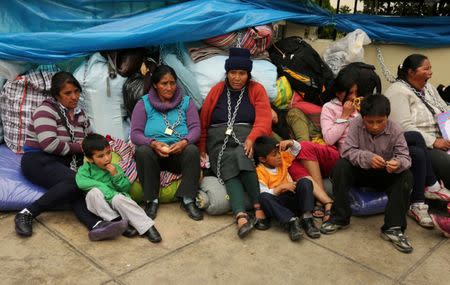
{"left": 225, "top": 48, "right": 253, "bottom": 72}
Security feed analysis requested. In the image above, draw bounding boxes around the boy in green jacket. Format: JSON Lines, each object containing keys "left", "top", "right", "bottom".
{"left": 76, "top": 133, "right": 162, "bottom": 243}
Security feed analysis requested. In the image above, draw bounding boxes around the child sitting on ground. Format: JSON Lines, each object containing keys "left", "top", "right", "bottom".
{"left": 254, "top": 136, "right": 320, "bottom": 241}
{"left": 76, "top": 133, "right": 162, "bottom": 243}
{"left": 321, "top": 94, "right": 414, "bottom": 253}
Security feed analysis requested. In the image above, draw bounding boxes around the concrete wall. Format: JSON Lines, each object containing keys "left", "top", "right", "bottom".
{"left": 284, "top": 22, "right": 450, "bottom": 91}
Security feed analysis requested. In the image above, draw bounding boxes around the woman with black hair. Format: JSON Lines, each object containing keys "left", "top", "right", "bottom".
{"left": 131, "top": 64, "right": 203, "bottom": 222}
{"left": 385, "top": 54, "right": 450, "bottom": 227}
{"left": 15, "top": 71, "right": 128, "bottom": 240}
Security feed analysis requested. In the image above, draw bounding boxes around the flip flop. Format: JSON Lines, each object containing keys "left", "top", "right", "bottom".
{"left": 312, "top": 204, "right": 325, "bottom": 218}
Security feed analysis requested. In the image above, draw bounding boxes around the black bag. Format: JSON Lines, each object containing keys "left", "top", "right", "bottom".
{"left": 123, "top": 73, "right": 145, "bottom": 117}
{"left": 341, "top": 62, "right": 382, "bottom": 97}
{"left": 437, "top": 84, "right": 450, "bottom": 103}
{"left": 101, "top": 48, "right": 147, "bottom": 78}
{"left": 269, "top": 36, "right": 334, "bottom": 106}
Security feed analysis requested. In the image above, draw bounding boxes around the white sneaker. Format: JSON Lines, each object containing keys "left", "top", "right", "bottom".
{"left": 407, "top": 203, "right": 434, "bottom": 228}
{"left": 424, "top": 184, "right": 450, "bottom": 201}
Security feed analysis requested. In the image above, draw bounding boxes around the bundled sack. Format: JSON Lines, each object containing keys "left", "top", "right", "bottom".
{"left": 269, "top": 36, "right": 334, "bottom": 106}
{"left": 74, "top": 53, "right": 129, "bottom": 140}
{"left": 341, "top": 62, "right": 381, "bottom": 97}
{"left": 437, "top": 84, "right": 450, "bottom": 103}
{"left": 162, "top": 43, "right": 278, "bottom": 106}
{"left": 272, "top": 76, "right": 293, "bottom": 110}
{"left": 196, "top": 176, "right": 251, "bottom": 215}
{"left": 205, "top": 25, "right": 273, "bottom": 56}
{"left": 349, "top": 187, "right": 388, "bottom": 216}
{"left": 0, "top": 65, "right": 59, "bottom": 153}
{"left": 323, "top": 29, "right": 371, "bottom": 76}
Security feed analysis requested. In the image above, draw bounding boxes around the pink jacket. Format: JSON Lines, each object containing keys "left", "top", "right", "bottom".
{"left": 320, "top": 98, "right": 359, "bottom": 153}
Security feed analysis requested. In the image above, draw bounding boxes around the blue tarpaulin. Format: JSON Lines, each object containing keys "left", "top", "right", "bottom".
{"left": 0, "top": 0, "right": 450, "bottom": 63}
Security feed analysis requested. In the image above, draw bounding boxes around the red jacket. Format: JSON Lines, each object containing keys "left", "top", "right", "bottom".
{"left": 199, "top": 81, "right": 272, "bottom": 153}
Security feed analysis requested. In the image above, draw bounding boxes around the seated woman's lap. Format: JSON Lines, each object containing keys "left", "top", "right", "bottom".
{"left": 289, "top": 141, "right": 340, "bottom": 181}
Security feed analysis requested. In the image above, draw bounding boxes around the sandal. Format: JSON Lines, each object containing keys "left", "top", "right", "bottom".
{"left": 312, "top": 204, "right": 325, "bottom": 218}
{"left": 322, "top": 202, "right": 333, "bottom": 222}
{"left": 236, "top": 213, "right": 254, "bottom": 239}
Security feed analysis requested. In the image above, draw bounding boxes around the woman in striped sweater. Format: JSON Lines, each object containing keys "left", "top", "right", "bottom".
{"left": 14, "top": 71, "right": 128, "bottom": 240}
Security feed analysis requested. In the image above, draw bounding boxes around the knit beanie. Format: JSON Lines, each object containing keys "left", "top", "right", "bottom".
{"left": 225, "top": 48, "right": 253, "bottom": 72}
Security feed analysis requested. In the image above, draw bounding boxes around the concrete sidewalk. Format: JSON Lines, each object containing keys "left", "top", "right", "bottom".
{"left": 1, "top": 204, "right": 448, "bottom": 285}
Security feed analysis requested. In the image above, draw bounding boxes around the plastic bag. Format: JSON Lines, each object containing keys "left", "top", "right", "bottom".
{"left": 0, "top": 60, "right": 34, "bottom": 80}
{"left": 123, "top": 73, "right": 145, "bottom": 117}
{"left": 323, "top": 29, "right": 371, "bottom": 76}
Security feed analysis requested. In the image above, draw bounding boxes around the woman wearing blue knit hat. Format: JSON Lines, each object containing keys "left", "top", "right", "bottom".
{"left": 199, "top": 48, "right": 273, "bottom": 238}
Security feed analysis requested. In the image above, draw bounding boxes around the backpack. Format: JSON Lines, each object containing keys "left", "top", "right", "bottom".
{"left": 341, "top": 62, "right": 382, "bottom": 97}
{"left": 269, "top": 36, "right": 334, "bottom": 106}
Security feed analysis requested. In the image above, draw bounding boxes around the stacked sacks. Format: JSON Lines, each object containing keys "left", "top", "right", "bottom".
{"left": 0, "top": 65, "right": 59, "bottom": 153}
{"left": 74, "top": 53, "right": 129, "bottom": 140}
{"left": 162, "top": 41, "right": 278, "bottom": 108}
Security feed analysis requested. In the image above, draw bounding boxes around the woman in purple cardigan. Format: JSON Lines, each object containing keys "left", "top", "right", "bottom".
{"left": 130, "top": 65, "right": 203, "bottom": 221}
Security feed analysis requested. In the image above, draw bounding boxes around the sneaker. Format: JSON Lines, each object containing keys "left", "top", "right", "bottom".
{"left": 424, "top": 185, "right": 450, "bottom": 201}
{"left": 380, "top": 228, "right": 413, "bottom": 253}
{"left": 430, "top": 214, "right": 450, "bottom": 238}
{"left": 320, "top": 221, "right": 348, "bottom": 235}
{"left": 287, "top": 217, "right": 303, "bottom": 241}
{"left": 15, "top": 212, "right": 34, "bottom": 237}
{"left": 302, "top": 218, "right": 321, "bottom": 239}
{"left": 407, "top": 203, "right": 434, "bottom": 228}
{"left": 88, "top": 220, "right": 128, "bottom": 241}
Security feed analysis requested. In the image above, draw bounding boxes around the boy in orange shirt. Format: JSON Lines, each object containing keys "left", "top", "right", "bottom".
{"left": 254, "top": 136, "right": 320, "bottom": 241}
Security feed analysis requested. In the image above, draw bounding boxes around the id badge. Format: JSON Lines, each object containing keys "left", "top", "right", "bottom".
{"left": 225, "top": 127, "right": 232, "bottom": 135}
{"left": 164, "top": 128, "right": 173, "bottom": 135}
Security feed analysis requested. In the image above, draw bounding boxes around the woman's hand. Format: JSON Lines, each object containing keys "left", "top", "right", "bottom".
{"left": 150, "top": 140, "right": 170, "bottom": 157}
{"left": 341, "top": 100, "right": 355, "bottom": 120}
{"left": 433, "top": 138, "right": 450, "bottom": 151}
{"left": 271, "top": 108, "right": 278, "bottom": 124}
{"left": 278, "top": 140, "right": 294, "bottom": 151}
{"left": 169, "top": 139, "right": 188, "bottom": 155}
{"left": 244, "top": 139, "right": 254, "bottom": 158}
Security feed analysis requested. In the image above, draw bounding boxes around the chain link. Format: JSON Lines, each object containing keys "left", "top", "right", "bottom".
{"left": 216, "top": 87, "right": 246, "bottom": 184}
{"left": 161, "top": 103, "right": 183, "bottom": 139}
{"left": 398, "top": 79, "right": 448, "bottom": 113}
{"left": 376, "top": 47, "right": 397, "bottom": 83}
{"left": 57, "top": 103, "right": 88, "bottom": 172}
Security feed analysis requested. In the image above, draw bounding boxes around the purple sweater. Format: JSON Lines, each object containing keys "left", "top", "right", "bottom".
{"left": 130, "top": 96, "right": 200, "bottom": 146}
{"left": 24, "top": 98, "right": 91, "bottom": 155}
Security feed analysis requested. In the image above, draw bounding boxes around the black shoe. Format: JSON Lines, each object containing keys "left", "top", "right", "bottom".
{"left": 288, "top": 217, "right": 303, "bottom": 241}
{"left": 145, "top": 202, "right": 159, "bottom": 220}
{"left": 302, "top": 218, "right": 321, "bottom": 239}
{"left": 254, "top": 218, "right": 271, "bottom": 231}
{"left": 122, "top": 225, "right": 139, "bottom": 238}
{"left": 88, "top": 220, "right": 128, "bottom": 241}
{"left": 181, "top": 202, "right": 203, "bottom": 221}
{"left": 15, "top": 212, "right": 33, "bottom": 237}
{"left": 237, "top": 215, "right": 255, "bottom": 239}
{"left": 146, "top": 226, "right": 162, "bottom": 243}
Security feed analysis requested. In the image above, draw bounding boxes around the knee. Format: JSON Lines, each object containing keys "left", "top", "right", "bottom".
{"left": 135, "top": 145, "right": 157, "bottom": 159}
{"left": 408, "top": 146, "right": 425, "bottom": 164}
{"left": 260, "top": 192, "right": 272, "bottom": 203}
{"left": 182, "top": 144, "right": 200, "bottom": 159}
{"left": 86, "top": 188, "right": 104, "bottom": 199}
{"left": 111, "top": 194, "right": 128, "bottom": 207}
{"left": 404, "top": 131, "right": 425, "bottom": 146}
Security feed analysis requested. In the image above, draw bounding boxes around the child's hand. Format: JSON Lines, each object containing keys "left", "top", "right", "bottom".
{"left": 341, "top": 100, "right": 356, "bottom": 119}
{"left": 278, "top": 140, "right": 293, "bottom": 152}
{"left": 274, "top": 182, "right": 296, "bottom": 194}
{"left": 371, "top": 155, "right": 386, "bottom": 169}
{"left": 105, "top": 164, "right": 117, "bottom": 176}
{"left": 386, "top": 159, "right": 399, "bottom": 173}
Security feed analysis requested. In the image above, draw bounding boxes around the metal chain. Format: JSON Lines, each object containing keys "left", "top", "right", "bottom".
{"left": 161, "top": 104, "right": 183, "bottom": 139}
{"left": 376, "top": 47, "right": 396, "bottom": 83}
{"left": 57, "top": 103, "right": 88, "bottom": 172}
{"left": 216, "top": 87, "right": 246, "bottom": 184}
{"left": 398, "top": 79, "right": 448, "bottom": 113}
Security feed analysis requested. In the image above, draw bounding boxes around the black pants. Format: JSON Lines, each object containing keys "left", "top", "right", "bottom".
{"left": 429, "top": 148, "right": 450, "bottom": 189}
{"left": 21, "top": 152, "right": 100, "bottom": 229}
{"left": 135, "top": 144, "right": 200, "bottom": 202}
{"left": 330, "top": 158, "right": 412, "bottom": 231}
{"left": 404, "top": 131, "right": 437, "bottom": 203}
{"left": 260, "top": 178, "right": 315, "bottom": 226}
